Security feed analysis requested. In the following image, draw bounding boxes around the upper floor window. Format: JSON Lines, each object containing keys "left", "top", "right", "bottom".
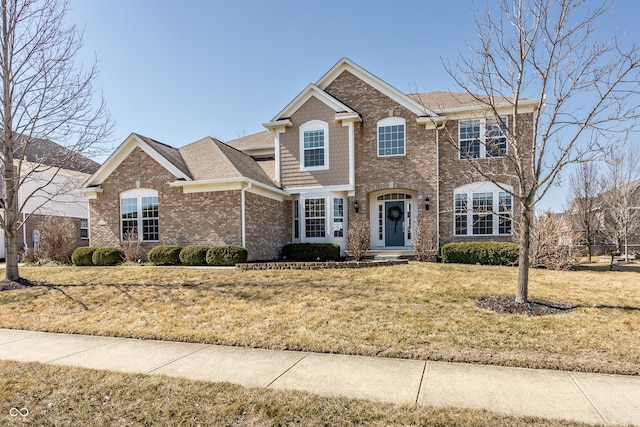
{"left": 378, "top": 117, "right": 406, "bottom": 157}
{"left": 454, "top": 183, "right": 513, "bottom": 236}
{"left": 120, "top": 189, "right": 159, "bottom": 242}
{"left": 459, "top": 117, "right": 508, "bottom": 159}
{"left": 300, "top": 120, "right": 329, "bottom": 171}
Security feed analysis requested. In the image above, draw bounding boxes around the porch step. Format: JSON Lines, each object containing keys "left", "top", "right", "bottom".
{"left": 369, "top": 250, "right": 416, "bottom": 261}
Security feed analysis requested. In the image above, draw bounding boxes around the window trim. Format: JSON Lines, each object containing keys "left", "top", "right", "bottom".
{"left": 120, "top": 188, "right": 159, "bottom": 242}
{"left": 458, "top": 117, "right": 508, "bottom": 160}
{"left": 304, "top": 197, "right": 326, "bottom": 239}
{"left": 377, "top": 117, "right": 406, "bottom": 158}
{"left": 333, "top": 197, "right": 344, "bottom": 238}
{"left": 80, "top": 218, "right": 89, "bottom": 240}
{"left": 299, "top": 120, "right": 329, "bottom": 171}
{"left": 453, "top": 183, "right": 513, "bottom": 237}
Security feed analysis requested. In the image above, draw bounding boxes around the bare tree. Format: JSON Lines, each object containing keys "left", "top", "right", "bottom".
{"left": 412, "top": 214, "right": 437, "bottom": 262}
{"left": 567, "top": 162, "right": 603, "bottom": 262}
{"left": 601, "top": 143, "right": 640, "bottom": 261}
{"left": 1, "top": 0, "right": 111, "bottom": 281}
{"left": 532, "top": 211, "right": 581, "bottom": 270}
{"left": 347, "top": 216, "right": 370, "bottom": 261}
{"left": 444, "top": 0, "right": 640, "bottom": 302}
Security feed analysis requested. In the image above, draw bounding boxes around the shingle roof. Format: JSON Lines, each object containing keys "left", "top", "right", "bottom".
{"left": 407, "top": 91, "right": 514, "bottom": 111}
{"left": 225, "top": 131, "right": 273, "bottom": 150}
{"left": 134, "top": 133, "right": 192, "bottom": 179}
{"left": 10, "top": 135, "right": 100, "bottom": 174}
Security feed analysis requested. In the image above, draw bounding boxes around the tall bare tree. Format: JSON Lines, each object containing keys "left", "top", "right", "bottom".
{"left": 567, "top": 162, "right": 602, "bottom": 262}
{"left": 1, "top": 0, "right": 111, "bottom": 281}
{"left": 601, "top": 143, "right": 640, "bottom": 261}
{"left": 444, "top": 0, "right": 640, "bottom": 302}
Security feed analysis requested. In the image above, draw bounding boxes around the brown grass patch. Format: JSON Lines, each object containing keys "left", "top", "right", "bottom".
{"left": 0, "top": 263, "right": 639, "bottom": 375}
{"left": 0, "top": 360, "right": 595, "bottom": 426}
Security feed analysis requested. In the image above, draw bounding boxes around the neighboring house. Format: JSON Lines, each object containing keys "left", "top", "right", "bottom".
{"left": 83, "top": 58, "right": 538, "bottom": 260}
{"left": 0, "top": 137, "right": 99, "bottom": 259}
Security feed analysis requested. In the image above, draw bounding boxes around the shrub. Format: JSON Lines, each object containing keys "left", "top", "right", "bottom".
{"left": 347, "top": 217, "right": 370, "bottom": 261}
{"left": 121, "top": 231, "right": 143, "bottom": 262}
{"left": 37, "top": 216, "right": 77, "bottom": 263}
{"left": 148, "top": 245, "right": 182, "bottom": 265}
{"left": 179, "top": 245, "right": 209, "bottom": 266}
{"left": 281, "top": 243, "right": 341, "bottom": 262}
{"left": 92, "top": 247, "right": 125, "bottom": 266}
{"left": 206, "top": 245, "right": 248, "bottom": 266}
{"left": 441, "top": 242, "right": 519, "bottom": 266}
{"left": 72, "top": 247, "right": 96, "bottom": 266}
{"left": 636, "top": 252, "right": 640, "bottom": 260}
{"left": 412, "top": 215, "right": 437, "bottom": 262}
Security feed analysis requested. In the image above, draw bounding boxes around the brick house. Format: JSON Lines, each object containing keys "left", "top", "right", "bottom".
{"left": 0, "top": 137, "right": 99, "bottom": 259}
{"left": 83, "top": 58, "right": 537, "bottom": 260}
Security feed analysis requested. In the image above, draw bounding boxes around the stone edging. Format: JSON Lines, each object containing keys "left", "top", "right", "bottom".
{"left": 236, "top": 259, "right": 408, "bottom": 270}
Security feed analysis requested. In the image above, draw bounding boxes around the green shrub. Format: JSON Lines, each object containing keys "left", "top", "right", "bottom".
{"left": 281, "top": 243, "right": 341, "bottom": 261}
{"left": 72, "top": 247, "right": 96, "bottom": 266}
{"left": 179, "top": 245, "right": 209, "bottom": 266}
{"left": 441, "top": 242, "right": 519, "bottom": 266}
{"left": 92, "top": 247, "right": 125, "bottom": 266}
{"left": 148, "top": 245, "right": 182, "bottom": 265}
{"left": 635, "top": 252, "right": 639, "bottom": 260}
{"left": 206, "top": 245, "right": 248, "bottom": 266}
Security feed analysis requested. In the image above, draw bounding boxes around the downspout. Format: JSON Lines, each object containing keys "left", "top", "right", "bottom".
{"left": 435, "top": 120, "right": 447, "bottom": 256}
{"left": 241, "top": 182, "right": 252, "bottom": 248}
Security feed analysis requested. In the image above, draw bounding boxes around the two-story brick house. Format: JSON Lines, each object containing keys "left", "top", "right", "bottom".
{"left": 83, "top": 58, "right": 537, "bottom": 260}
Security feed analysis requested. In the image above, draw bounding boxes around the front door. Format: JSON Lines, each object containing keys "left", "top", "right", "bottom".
{"left": 385, "top": 201, "right": 404, "bottom": 246}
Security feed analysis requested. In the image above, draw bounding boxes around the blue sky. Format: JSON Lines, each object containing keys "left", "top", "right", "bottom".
{"left": 66, "top": 0, "right": 640, "bottom": 211}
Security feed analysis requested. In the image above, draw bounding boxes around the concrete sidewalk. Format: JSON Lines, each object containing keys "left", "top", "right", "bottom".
{"left": 0, "top": 328, "right": 638, "bottom": 426}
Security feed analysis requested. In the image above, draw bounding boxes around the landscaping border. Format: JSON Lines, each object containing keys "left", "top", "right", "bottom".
{"left": 236, "top": 259, "right": 408, "bottom": 270}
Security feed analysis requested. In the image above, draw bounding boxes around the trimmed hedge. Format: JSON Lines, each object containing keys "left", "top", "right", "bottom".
{"left": 281, "top": 243, "right": 341, "bottom": 262}
{"left": 206, "top": 245, "right": 248, "bottom": 266}
{"left": 92, "top": 247, "right": 125, "bottom": 266}
{"left": 148, "top": 245, "right": 182, "bottom": 265}
{"left": 71, "top": 247, "right": 96, "bottom": 266}
{"left": 179, "top": 245, "right": 209, "bottom": 266}
{"left": 441, "top": 242, "right": 519, "bottom": 266}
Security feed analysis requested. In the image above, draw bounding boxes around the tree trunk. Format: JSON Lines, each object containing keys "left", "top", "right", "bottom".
{"left": 516, "top": 203, "right": 533, "bottom": 303}
{"left": 586, "top": 244, "right": 592, "bottom": 263}
{"left": 4, "top": 213, "right": 19, "bottom": 281}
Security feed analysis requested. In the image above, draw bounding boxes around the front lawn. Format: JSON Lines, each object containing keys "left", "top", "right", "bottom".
{"left": 0, "top": 262, "right": 638, "bottom": 375}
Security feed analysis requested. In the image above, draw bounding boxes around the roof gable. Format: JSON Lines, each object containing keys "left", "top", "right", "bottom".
{"left": 85, "top": 133, "right": 192, "bottom": 186}
{"left": 269, "top": 83, "right": 356, "bottom": 121}
{"left": 315, "top": 57, "right": 438, "bottom": 117}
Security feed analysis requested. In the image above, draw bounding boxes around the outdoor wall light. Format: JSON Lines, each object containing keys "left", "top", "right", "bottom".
{"left": 424, "top": 196, "right": 430, "bottom": 211}
{"left": 354, "top": 200, "right": 359, "bottom": 213}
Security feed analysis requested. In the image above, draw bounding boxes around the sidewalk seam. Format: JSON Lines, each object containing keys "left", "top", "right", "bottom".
{"left": 265, "top": 353, "right": 310, "bottom": 388}
{"left": 569, "top": 372, "right": 610, "bottom": 425}
{"left": 144, "top": 345, "right": 210, "bottom": 374}
{"left": 415, "top": 361, "right": 428, "bottom": 405}
{"left": 46, "top": 339, "right": 120, "bottom": 364}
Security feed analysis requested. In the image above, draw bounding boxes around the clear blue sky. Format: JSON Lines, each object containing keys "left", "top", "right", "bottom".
{"left": 66, "top": 0, "right": 640, "bottom": 212}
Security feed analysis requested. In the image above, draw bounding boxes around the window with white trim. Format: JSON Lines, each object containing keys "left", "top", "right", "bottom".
{"left": 120, "top": 189, "right": 159, "bottom": 241}
{"left": 300, "top": 120, "right": 329, "bottom": 170}
{"left": 378, "top": 117, "right": 406, "bottom": 157}
{"left": 454, "top": 183, "right": 513, "bottom": 236}
{"left": 80, "top": 218, "right": 89, "bottom": 239}
{"left": 459, "top": 117, "right": 508, "bottom": 159}
{"left": 293, "top": 200, "right": 300, "bottom": 240}
{"left": 305, "top": 198, "right": 325, "bottom": 238}
{"left": 333, "top": 198, "right": 344, "bottom": 238}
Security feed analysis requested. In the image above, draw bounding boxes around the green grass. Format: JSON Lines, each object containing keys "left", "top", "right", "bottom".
{"left": 0, "top": 360, "right": 598, "bottom": 426}
{"left": 0, "top": 262, "right": 639, "bottom": 375}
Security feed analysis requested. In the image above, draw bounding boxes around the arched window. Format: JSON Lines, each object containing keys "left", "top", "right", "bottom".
{"left": 377, "top": 117, "right": 406, "bottom": 157}
{"left": 300, "top": 120, "right": 329, "bottom": 171}
{"left": 120, "top": 189, "right": 159, "bottom": 241}
{"left": 454, "top": 182, "right": 512, "bottom": 236}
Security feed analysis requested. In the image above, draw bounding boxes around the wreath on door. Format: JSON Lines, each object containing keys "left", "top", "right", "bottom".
{"left": 387, "top": 205, "right": 403, "bottom": 233}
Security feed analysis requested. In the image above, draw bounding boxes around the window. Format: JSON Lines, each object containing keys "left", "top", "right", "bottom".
{"left": 305, "top": 198, "right": 325, "bottom": 238}
{"left": 120, "top": 189, "right": 159, "bottom": 241}
{"left": 459, "top": 117, "right": 508, "bottom": 159}
{"left": 80, "top": 218, "right": 89, "bottom": 239}
{"left": 454, "top": 183, "right": 513, "bottom": 236}
{"left": 300, "top": 120, "right": 328, "bottom": 170}
{"left": 378, "top": 117, "right": 406, "bottom": 157}
{"left": 333, "top": 198, "right": 344, "bottom": 238}
{"left": 293, "top": 200, "right": 300, "bottom": 240}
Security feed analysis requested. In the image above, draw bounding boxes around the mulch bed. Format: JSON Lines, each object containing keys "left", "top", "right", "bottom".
{"left": 477, "top": 295, "right": 575, "bottom": 316}
{"left": 0, "top": 278, "right": 41, "bottom": 291}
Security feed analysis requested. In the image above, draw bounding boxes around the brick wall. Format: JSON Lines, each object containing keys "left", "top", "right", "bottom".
{"left": 20, "top": 213, "right": 89, "bottom": 253}
{"left": 245, "top": 193, "right": 291, "bottom": 260}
